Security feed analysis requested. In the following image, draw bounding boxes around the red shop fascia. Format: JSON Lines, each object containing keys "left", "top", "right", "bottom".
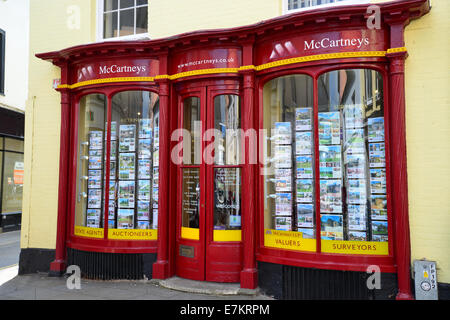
{"left": 36, "top": 0, "right": 430, "bottom": 299}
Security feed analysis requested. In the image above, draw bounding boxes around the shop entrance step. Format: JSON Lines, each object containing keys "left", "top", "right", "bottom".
{"left": 150, "top": 276, "right": 259, "bottom": 296}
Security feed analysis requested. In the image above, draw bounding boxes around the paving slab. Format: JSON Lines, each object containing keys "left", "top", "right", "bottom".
{"left": 0, "top": 272, "right": 274, "bottom": 300}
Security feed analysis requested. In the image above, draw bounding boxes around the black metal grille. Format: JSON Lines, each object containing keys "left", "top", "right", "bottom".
{"left": 282, "top": 265, "right": 373, "bottom": 300}
{"left": 67, "top": 248, "right": 145, "bottom": 280}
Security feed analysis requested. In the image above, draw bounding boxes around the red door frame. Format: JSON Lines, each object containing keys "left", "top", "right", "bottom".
{"left": 205, "top": 85, "right": 243, "bottom": 282}
{"left": 174, "top": 80, "right": 243, "bottom": 282}
{"left": 175, "top": 86, "right": 207, "bottom": 281}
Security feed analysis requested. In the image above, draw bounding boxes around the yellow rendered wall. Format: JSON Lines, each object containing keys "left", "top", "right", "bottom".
{"left": 403, "top": 0, "right": 450, "bottom": 284}
{"left": 148, "top": 0, "right": 281, "bottom": 39}
{"left": 21, "top": 0, "right": 95, "bottom": 250}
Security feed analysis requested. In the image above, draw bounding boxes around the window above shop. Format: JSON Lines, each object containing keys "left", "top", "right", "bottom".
{"left": 97, "top": 0, "right": 149, "bottom": 41}
{"left": 283, "top": 0, "right": 369, "bottom": 14}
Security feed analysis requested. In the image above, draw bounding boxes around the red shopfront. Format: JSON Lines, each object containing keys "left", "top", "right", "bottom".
{"left": 37, "top": 0, "right": 430, "bottom": 299}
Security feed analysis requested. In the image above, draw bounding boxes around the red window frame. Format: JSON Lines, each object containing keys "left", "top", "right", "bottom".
{"left": 255, "top": 61, "right": 396, "bottom": 273}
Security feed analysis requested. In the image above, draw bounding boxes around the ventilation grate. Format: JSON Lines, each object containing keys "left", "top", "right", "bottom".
{"left": 67, "top": 248, "right": 144, "bottom": 280}
{"left": 282, "top": 265, "right": 373, "bottom": 300}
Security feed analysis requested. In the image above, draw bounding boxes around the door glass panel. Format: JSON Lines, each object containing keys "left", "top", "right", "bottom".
{"left": 213, "top": 168, "right": 241, "bottom": 231}
{"left": 181, "top": 168, "right": 200, "bottom": 238}
{"left": 183, "top": 97, "right": 201, "bottom": 165}
{"left": 213, "top": 95, "right": 240, "bottom": 165}
{"left": 75, "top": 94, "right": 106, "bottom": 232}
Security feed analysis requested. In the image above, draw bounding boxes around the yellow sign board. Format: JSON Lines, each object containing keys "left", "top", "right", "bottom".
{"left": 264, "top": 229, "right": 316, "bottom": 252}
{"left": 321, "top": 240, "right": 389, "bottom": 255}
{"left": 213, "top": 230, "right": 242, "bottom": 242}
{"left": 74, "top": 226, "right": 104, "bottom": 239}
{"left": 108, "top": 228, "right": 158, "bottom": 240}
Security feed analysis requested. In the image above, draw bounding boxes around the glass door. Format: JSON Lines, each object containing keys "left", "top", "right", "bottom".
{"left": 176, "top": 84, "right": 242, "bottom": 282}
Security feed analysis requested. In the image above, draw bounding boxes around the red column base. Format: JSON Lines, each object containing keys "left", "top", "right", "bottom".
{"left": 49, "top": 260, "right": 66, "bottom": 277}
{"left": 396, "top": 291, "right": 414, "bottom": 300}
{"left": 152, "top": 260, "right": 170, "bottom": 279}
{"left": 240, "top": 268, "right": 258, "bottom": 289}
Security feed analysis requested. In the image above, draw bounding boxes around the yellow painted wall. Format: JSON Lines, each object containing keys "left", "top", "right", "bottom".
{"left": 148, "top": 0, "right": 281, "bottom": 39}
{"left": 22, "top": 0, "right": 95, "bottom": 250}
{"left": 403, "top": 0, "right": 450, "bottom": 284}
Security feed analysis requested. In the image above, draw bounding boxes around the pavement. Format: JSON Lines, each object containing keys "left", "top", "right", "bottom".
{"left": 0, "top": 230, "right": 20, "bottom": 269}
{"left": 0, "top": 271, "right": 274, "bottom": 300}
{"left": 0, "top": 230, "right": 273, "bottom": 300}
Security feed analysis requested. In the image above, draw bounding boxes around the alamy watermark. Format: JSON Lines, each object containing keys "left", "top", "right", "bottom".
{"left": 366, "top": 265, "right": 381, "bottom": 290}
{"left": 66, "top": 265, "right": 81, "bottom": 290}
{"left": 366, "top": 5, "right": 381, "bottom": 30}
{"left": 67, "top": 5, "right": 81, "bottom": 30}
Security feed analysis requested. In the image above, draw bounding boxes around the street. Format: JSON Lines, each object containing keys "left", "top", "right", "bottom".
{"left": 0, "top": 230, "right": 20, "bottom": 269}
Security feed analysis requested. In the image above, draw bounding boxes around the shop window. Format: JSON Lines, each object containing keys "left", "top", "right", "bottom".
{"left": 75, "top": 91, "right": 159, "bottom": 235}
{"left": 75, "top": 94, "right": 107, "bottom": 230}
{"left": 100, "top": 0, "right": 148, "bottom": 40}
{"left": 284, "top": 0, "right": 368, "bottom": 14}
{"left": 1, "top": 151, "right": 24, "bottom": 214}
{"left": 110, "top": 90, "right": 159, "bottom": 230}
{"left": 262, "top": 74, "right": 317, "bottom": 251}
{"left": 318, "top": 69, "right": 387, "bottom": 247}
{"left": 262, "top": 69, "right": 389, "bottom": 255}
{"left": 5, "top": 138, "right": 24, "bottom": 152}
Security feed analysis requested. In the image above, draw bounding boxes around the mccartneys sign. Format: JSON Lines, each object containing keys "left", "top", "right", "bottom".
{"left": 99, "top": 64, "right": 148, "bottom": 75}
{"left": 304, "top": 37, "right": 370, "bottom": 50}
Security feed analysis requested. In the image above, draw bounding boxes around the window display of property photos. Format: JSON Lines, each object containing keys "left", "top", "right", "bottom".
{"left": 318, "top": 69, "right": 388, "bottom": 243}
{"left": 263, "top": 69, "right": 389, "bottom": 254}
{"left": 75, "top": 91, "right": 159, "bottom": 233}
{"left": 263, "top": 74, "right": 316, "bottom": 243}
{"left": 76, "top": 94, "right": 107, "bottom": 229}
{"left": 111, "top": 91, "right": 159, "bottom": 230}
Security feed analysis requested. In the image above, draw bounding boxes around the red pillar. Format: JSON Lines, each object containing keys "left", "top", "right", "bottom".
{"left": 152, "top": 76, "right": 171, "bottom": 279}
{"left": 387, "top": 49, "right": 414, "bottom": 300}
{"left": 239, "top": 68, "right": 258, "bottom": 289}
{"left": 49, "top": 85, "right": 71, "bottom": 276}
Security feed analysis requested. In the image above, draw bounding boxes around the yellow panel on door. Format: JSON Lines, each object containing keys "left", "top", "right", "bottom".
{"left": 213, "top": 230, "right": 242, "bottom": 242}
{"left": 181, "top": 227, "right": 200, "bottom": 240}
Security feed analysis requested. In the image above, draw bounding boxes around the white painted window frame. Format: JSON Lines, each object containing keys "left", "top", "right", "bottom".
{"left": 96, "top": 0, "right": 149, "bottom": 42}
{"left": 282, "top": 0, "right": 370, "bottom": 15}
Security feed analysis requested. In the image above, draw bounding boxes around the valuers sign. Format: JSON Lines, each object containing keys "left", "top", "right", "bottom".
{"left": 264, "top": 229, "right": 389, "bottom": 255}
{"left": 71, "top": 58, "right": 159, "bottom": 84}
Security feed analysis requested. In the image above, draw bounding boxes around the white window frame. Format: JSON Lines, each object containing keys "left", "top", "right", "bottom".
{"left": 96, "top": 0, "right": 149, "bottom": 42}
{"left": 282, "top": 0, "right": 370, "bottom": 15}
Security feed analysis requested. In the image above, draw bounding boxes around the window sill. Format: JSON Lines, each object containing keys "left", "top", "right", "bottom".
{"left": 96, "top": 33, "right": 150, "bottom": 43}
{"left": 283, "top": 0, "right": 370, "bottom": 15}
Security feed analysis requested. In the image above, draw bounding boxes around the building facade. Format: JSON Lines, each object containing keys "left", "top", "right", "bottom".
{"left": 0, "top": 0, "right": 28, "bottom": 232}
{"left": 20, "top": 0, "right": 449, "bottom": 299}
